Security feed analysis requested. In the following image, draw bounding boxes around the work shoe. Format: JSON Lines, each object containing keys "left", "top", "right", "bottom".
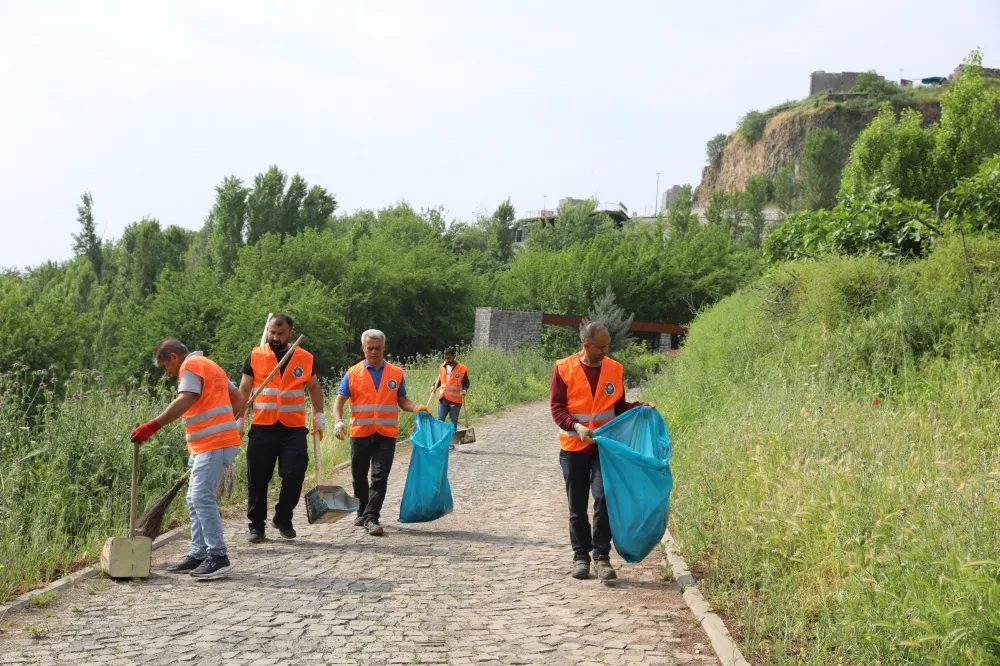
{"left": 190, "top": 555, "right": 232, "bottom": 579}
{"left": 364, "top": 519, "right": 384, "bottom": 536}
{"left": 271, "top": 517, "right": 296, "bottom": 539}
{"left": 247, "top": 528, "right": 265, "bottom": 544}
{"left": 594, "top": 558, "right": 617, "bottom": 581}
{"left": 165, "top": 555, "right": 203, "bottom": 573}
{"left": 571, "top": 560, "right": 591, "bottom": 580}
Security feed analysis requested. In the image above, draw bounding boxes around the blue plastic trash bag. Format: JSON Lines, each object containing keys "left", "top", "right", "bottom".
{"left": 399, "top": 411, "right": 455, "bottom": 523}
{"left": 593, "top": 406, "right": 673, "bottom": 563}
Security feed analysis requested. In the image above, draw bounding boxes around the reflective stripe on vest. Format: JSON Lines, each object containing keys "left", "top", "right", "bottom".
{"left": 347, "top": 362, "right": 404, "bottom": 439}
{"left": 249, "top": 345, "right": 313, "bottom": 428}
{"left": 178, "top": 354, "right": 241, "bottom": 455}
{"left": 554, "top": 354, "right": 624, "bottom": 452}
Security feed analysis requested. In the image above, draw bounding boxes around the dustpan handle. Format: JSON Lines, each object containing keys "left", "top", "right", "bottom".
{"left": 129, "top": 440, "right": 140, "bottom": 539}
{"left": 463, "top": 398, "right": 470, "bottom": 429}
{"left": 313, "top": 431, "right": 321, "bottom": 487}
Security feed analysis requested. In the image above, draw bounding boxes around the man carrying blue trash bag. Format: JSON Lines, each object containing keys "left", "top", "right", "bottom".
{"left": 398, "top": 412, "right": 455, "bottom": 523}
{"left": 550, "top": 321, "right": 673, "bottom": 581}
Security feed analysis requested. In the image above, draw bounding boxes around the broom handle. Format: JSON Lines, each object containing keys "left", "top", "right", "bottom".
{"left": 129, "top": 440, "right": 139, "bottom": 539}
{"left": 462, "top": 396, "right": 470, "bottom": 430}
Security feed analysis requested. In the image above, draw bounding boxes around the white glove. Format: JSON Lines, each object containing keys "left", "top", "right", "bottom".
{"left": 236, "top": 417, "right": 245, "bottom": 436}
{"left": 573, "top": 422, "right": 594, "bottom": 442}
{"left": 333, "top": 420, "right": 347, "bottom": 440}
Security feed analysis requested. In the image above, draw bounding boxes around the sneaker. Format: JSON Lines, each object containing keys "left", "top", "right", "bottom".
{"left": 364, "top": 519, "right": 384, "bottom": 536}
{"left": 353, "top": 516, "right": 365, "bottom": 527}
{"left": 571, "top": 560, "right": 591, "bottom": 580}
{"left": 594, "top": 558, "right": 617, "bottom": 581}
{"left": 247, "top": 528, "right": 265, "bottom": 544}
{"left": 271, "top": 517, "right": 296, "bottom": 539}
{"left": 190, "top": 555, "right": 233, "bottom": 579}
{"left": 165, "top": 555, "right": 204, "bottom": 573}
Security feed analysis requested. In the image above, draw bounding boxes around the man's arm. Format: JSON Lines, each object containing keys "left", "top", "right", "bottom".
{"left": 461, "top": 371, "right": 470, "bottom": 391}
{"left": 239, "top": 354, "right": 254, "bottom": 400}
{"left": 306, "top": 375, "right": 325, "bottom": 433}
{"left": 229, "top": 383, "right": 247, "bottom": 417}
{"left": 397, "top": 395, "right": 421, "bottom": 413}
{"left": 549, "top": 365, "right": 577, "bottom": 432}
{"left": 154, "top": 392, "right": 199, "bottom": 428}
{"left": 333, "top": 394, "right": 348, "bottom": 423}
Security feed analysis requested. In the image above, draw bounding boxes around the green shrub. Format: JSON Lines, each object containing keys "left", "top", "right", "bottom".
{"left": 737, "top": 110, "right": 767, "bottom": 142}
{"left": 706, "top": 133, "right": 728, "bottom": 168}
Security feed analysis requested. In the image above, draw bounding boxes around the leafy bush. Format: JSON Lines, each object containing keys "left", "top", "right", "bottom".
{"left": 706, "top": 133, "right": 728, "bottom": 168}
{"left": 772, "top": 160, "right": 798, "bottom": 214}
{"left": 851, "top": 70, "right": 902, "bottom": 101}
{"left": 942, "top": 154, "right": 1000, "bottom": 231}
{"left": 616, "top": 340, "right": 669, "bottom": 385}
{"left": 737, "top": 110, "right": 767, "bottom": 142}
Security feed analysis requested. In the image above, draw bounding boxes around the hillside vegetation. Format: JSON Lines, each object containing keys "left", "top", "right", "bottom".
{"left": 646, "top": 237, "right": 1000, "bottom": 664}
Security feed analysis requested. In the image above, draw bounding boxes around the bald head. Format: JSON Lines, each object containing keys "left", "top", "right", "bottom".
{"left": 580, "top": 321, "right": 610, "bottom": 365}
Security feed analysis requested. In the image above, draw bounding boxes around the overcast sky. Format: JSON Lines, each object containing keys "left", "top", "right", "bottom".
{"left": 1, "top": 1, "right": 998, "bottom": 269}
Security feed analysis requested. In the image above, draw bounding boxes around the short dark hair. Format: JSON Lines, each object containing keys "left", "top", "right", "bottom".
{"left": 443, "top": 347, "right": 456, "bottom": 356}
{"left": 153, "top": 338, "right": 188, "bottom": 362}
{"left": 269, "top": 313, "right": 294, "bottom": 328}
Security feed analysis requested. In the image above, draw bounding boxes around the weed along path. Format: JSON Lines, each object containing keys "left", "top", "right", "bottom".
{"left": 0, "top": 402, "right": 713, "bottom": 666}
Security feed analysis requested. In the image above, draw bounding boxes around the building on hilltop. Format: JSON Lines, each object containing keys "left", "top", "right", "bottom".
{"left": 514, "top": 198, "right": 630, "bottom": 244}
{"left": 809, "top": 71, "right": 887, "bottom": 96}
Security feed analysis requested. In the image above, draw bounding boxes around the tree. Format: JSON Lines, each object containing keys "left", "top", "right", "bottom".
{"left": 851, "top": 71, "right": 900, "bottom": 101}
{"left": 484, "top": 199, "right": 517, "bottom": 265}
{"left": 584, "top": 286, "right": 634, "bottom": 352}
{"left": 72, "top": 192, "right": 103, "bottom": 283}
{"left": 245, "top": 166, "right": 337, "bottom": 244}
{"left": 666, "top": 185, "right": 698, "bottom": 238}
{"left": 207, "top": 176, "right": 249, "bottom": 278}
{"left": 933, "top": 48, "right": 1000, "bottom": 190}
{"left": 737, "top": 110, "right": 767, "bottom": 143}
{"left": 801, "top": 128, "right": 843, "bottom": 210}
{"left": 706, "top": 134, "right": 728, "bottom": 168}
{"left": 773, "top": 161, "right": 798, "bottom": 214}
{"left": 743, "top": 174, "right": 769, "bottom": 247}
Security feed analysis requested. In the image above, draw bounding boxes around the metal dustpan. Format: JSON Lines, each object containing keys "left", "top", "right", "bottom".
{"left": 452, "top": 401, "right": 476, "bottom": 445}
{"left": 100, "top": 442, "right": 151, "bottom": 578}
{"left": 305, "top": 433, "right": 359, "bottom": 524}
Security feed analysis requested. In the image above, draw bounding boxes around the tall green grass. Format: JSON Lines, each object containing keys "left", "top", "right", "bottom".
{"left": 646, "top": 237, "right": 1000, "bottom": 664}
{"left": 0, "top": 345, "right": 551, "bottom": 603}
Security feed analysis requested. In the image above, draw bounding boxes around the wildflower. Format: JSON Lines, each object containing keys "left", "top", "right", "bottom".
{"left": 13, "top": 381, "right": 19, "bottom": 386}
{"left": 872, "top": 399, "right": 880, "bottom": 406}
{"left": 82, "top": 395, "right": 89, "bottom": 400}
{"left": 14, "top": 457, "right": 20, "bottom": 463}
{"left": 0, "top": 402, "right": 5, "bottom": 407}
{"left": 128, "top": 403, "right": 135, "bottom": 408}
{"left": 39, "top": 382, "right": 46, "bottom": 388}
{"left": 119, "top": 387, "right": 126, "bottom": 392}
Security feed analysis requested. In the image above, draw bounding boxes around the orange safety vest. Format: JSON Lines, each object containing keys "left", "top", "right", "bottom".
{"left": 178, "top": 354, "right": 240, "bottom": 455}
{"left": 437, "top": 362, "right": 468, "bottom": 404}
{"left": 555, "top": 354, "right": 624, "bottom": 452}
{"left": 249, "top": 345, "right": 314, "bottom": 428}
{"left": 347, "top": 361, "right": 404, "bottom": 439}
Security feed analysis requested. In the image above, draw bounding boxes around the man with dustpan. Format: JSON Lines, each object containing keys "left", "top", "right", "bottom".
{"left": 129, "top": 338, "right": 245, "bottom": 579}
{"left": 428, "top": 347, "right": 475, "bottom": 448}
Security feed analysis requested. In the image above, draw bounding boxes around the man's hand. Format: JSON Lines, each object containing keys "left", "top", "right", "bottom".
{"left": 131, "top": 419, "right": 161, "bottom": 444}
{"left": 572, "top": 422, "right": 594, "bottom": 443}
{"left": 333, "top": 420, "right": 346, "bottom": 440}
{"left": 236, "top": 416, "right": 245, "bottom": 438}
{"left": 641, "top": 401, "right": 656, "bottom": 409}
{"left": 414, "top": 405, "right": 430, "bottom": 415}
{"left": 312, "top": 413, "right": 325, "bottom": 441}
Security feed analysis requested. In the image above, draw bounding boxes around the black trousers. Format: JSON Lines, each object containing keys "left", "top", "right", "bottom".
{"left": 246, "top": 425, "right": 308, "bottom": 530}
{"left": 351, "top": 434, "right": 397, "bottom": 523}
{"left": 560, "top": 449, "right": 612, "bottom": 562}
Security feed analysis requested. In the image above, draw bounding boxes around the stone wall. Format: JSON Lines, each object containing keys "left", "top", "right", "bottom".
{"left": 809, "top": 71, "right": 882, "bottom": 96}
{"left": 473, "top": 308, "right": 543, "bottom": 351}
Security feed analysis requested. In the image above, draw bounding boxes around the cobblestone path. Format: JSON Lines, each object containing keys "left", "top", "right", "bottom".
{"left": 0, "top": 402, "right": 715, "bottom": 666}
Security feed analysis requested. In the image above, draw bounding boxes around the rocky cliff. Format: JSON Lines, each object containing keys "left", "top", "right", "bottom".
{"left": 695, "top": 101, "right": 942, "bottom": 206}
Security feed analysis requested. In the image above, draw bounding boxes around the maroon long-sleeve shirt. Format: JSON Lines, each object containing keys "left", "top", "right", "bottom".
{"left": 550, "top": 357, "right": 640, "bottom": 454}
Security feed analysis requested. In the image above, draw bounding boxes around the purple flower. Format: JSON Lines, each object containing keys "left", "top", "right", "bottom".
{"left": 13, "top": 381, "right": 19, "bottom": 387}
{"left": 14, "top": 458, "right": 20, "bottom": 463}
{"left": 96, "top": 375, "right": 104, "bottom": 381}
{"left": 128, "top": 403, "right": 135, "bottom": 408}
{"left": 119, "top": 386, "right": 125, "bottom": 392}
{"left": 143, "top": 371, "right": 150, "bottom": 376}
{"left": 82, "top": 395, "right": 89, "bottom": 400}
{"left": 6, "top": 370, "right": 11, "bottom": 375}
{"left": 39, "top": 382, "right": 46, "bottom": 388}
{"left": 0, "top": 402, "right": 5, "bottom": 407}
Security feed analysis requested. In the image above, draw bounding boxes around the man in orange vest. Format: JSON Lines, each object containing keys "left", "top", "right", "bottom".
{"left": 550, "top": 321, "right": 653, "bottom": 581}
{"left": 332, "top": 329, "right": 429, "bottom": 536}
{"left": 130, "top": 338, "right": 245, "bottom": 579}
{"left": 239, "top": 313, "right": 325, "bottom": 543}
{"left": 429, "top": 346, "right": 470, "bottom": 426}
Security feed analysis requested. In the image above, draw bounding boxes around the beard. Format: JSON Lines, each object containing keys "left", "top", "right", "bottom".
{"left": 269, "top": 340, "right": 288, "bottom": 354}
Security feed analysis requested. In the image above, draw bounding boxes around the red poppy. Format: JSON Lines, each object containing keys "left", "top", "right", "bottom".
{"left": 872, "top": 399, "right": 880, "bottom": 406}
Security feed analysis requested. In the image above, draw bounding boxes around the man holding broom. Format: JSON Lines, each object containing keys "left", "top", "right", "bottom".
{"left": 239, "top": 313, "right": 324, "bottom": 543}
{"left": 130, "top": 338, "right": 245, "bottom": 579}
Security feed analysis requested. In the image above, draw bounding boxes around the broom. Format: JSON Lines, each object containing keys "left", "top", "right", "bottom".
{"left": 134, "top": 334, "right": 305, "bottom": 539}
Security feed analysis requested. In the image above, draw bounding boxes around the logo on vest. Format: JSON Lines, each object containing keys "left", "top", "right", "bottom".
{"left": 453, "top": 372, "right": 461, "bottom": 380}
{"left": 604, "top": 382, "right": 615, "bottom": 396}
{"left": 387, "top": 379, "right": 398, "bottom": 390}
{"left": 292, "top": 366, "right": 304, "bottom": 378}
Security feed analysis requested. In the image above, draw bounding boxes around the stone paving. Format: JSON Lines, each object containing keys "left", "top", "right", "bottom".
{"left": 0, "top": 402, "right": 715, "bottom": 666}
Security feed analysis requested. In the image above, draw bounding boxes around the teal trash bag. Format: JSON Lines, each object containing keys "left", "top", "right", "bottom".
{"left": 593, "top": 406, "right": 673, "bottom": 563}
{"left": 399, "top": 411, "right": 455, "bottom": 523}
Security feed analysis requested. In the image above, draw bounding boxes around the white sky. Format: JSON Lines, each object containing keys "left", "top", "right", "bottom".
{"left": 1, "top": 1, "right": 998, "bottom": 269}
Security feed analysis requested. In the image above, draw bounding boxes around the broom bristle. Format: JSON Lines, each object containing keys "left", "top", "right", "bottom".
{"left": 135, "top": 471, "right": 189, "bottom": 540}
{"left": 216, "top": 463, "right": 237, "bottom": 501}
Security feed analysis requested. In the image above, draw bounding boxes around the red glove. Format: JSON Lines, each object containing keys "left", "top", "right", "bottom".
{"left": 131, "top": 419, "right": 162, "bottom": 443}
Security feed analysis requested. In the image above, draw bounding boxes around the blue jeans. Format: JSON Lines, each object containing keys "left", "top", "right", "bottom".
{"left": 187, "top": 445, "right": 239, "bottom": 559}
{"left": 437, "top": 399, "right": 462, "bottom": 425}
